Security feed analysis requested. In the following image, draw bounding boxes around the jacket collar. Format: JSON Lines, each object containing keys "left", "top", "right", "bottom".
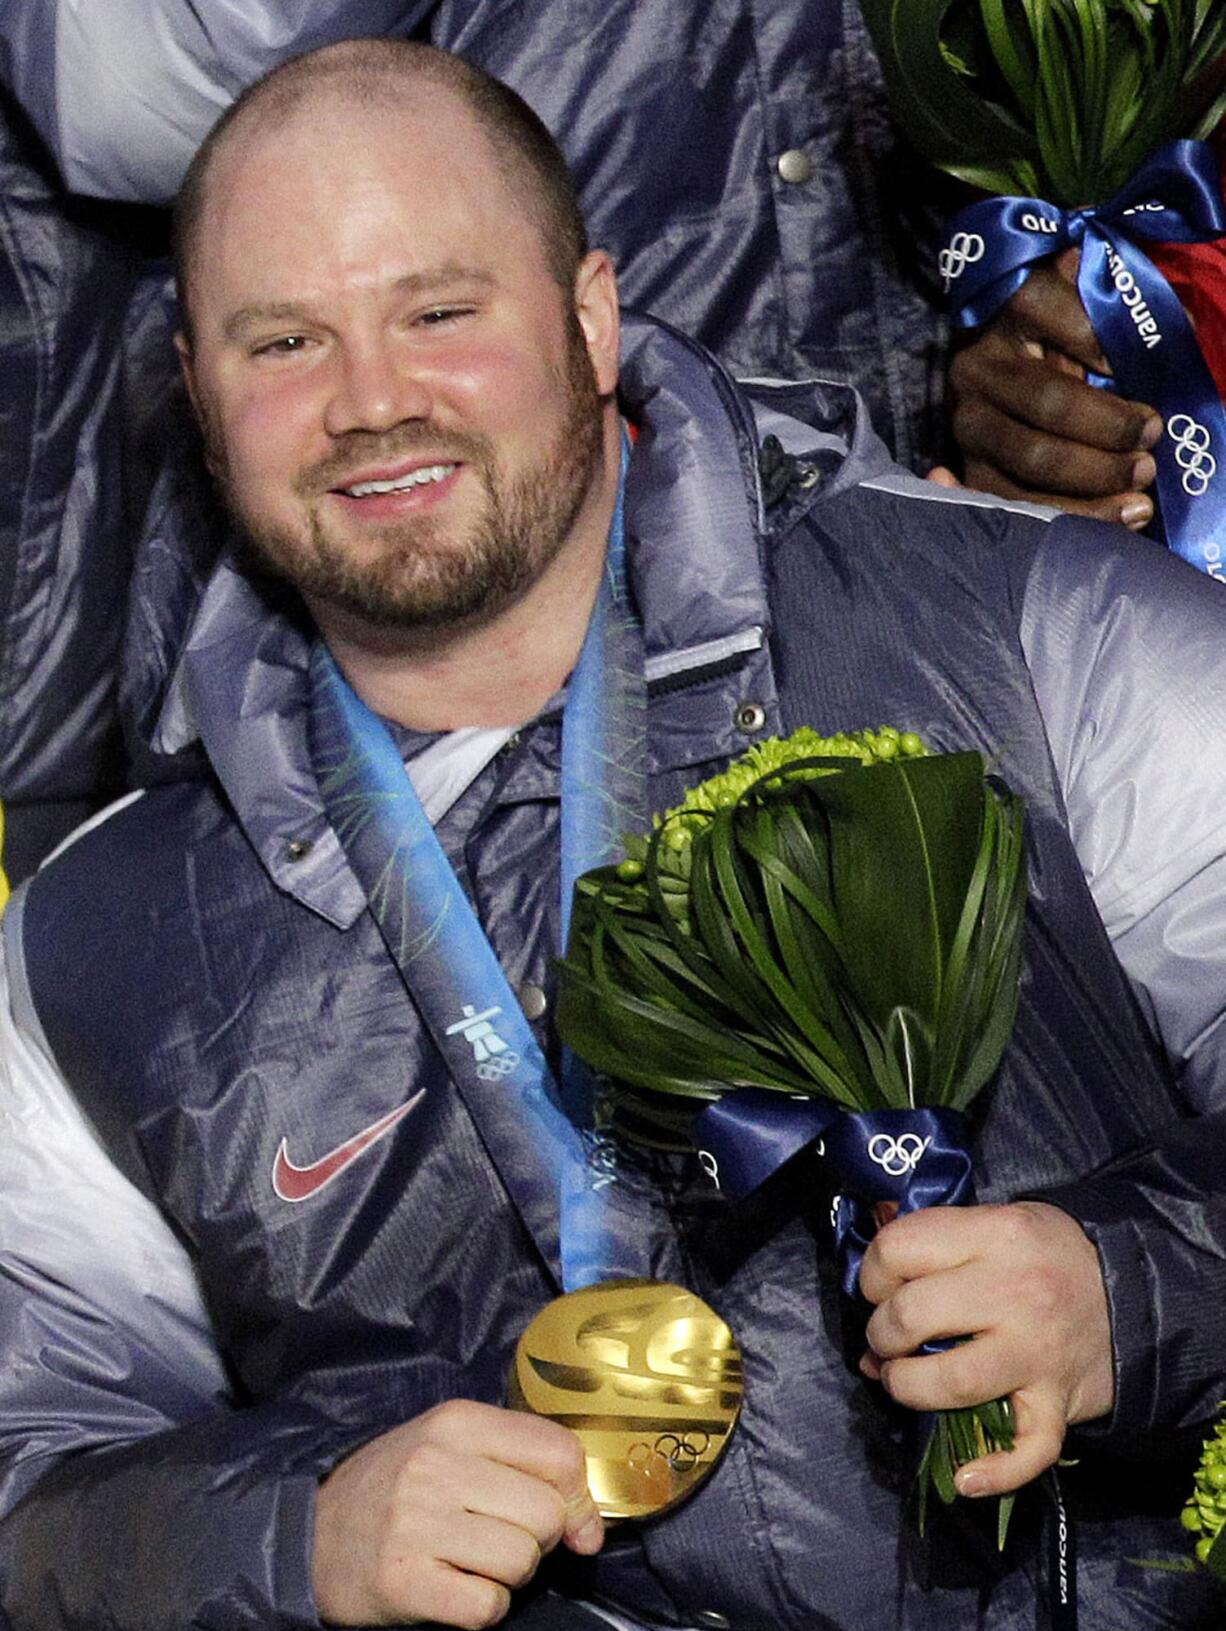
{"left": 151, "top": 312, "right": 892, "bottom": 926}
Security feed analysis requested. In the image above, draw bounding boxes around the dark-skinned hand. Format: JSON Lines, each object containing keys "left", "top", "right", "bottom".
{"left": 941, "top": 250, "right": 1163, "bottom": 529}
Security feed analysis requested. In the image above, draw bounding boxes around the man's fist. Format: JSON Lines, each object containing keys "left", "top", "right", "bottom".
{"left": 312, "top": 1399, "right": 604, "bottom": 1627}
{"left": 858, "top": 1201, "right": 1114, "bottom": 1497}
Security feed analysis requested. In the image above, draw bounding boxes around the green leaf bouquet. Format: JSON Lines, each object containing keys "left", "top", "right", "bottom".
{"left": 556, "top": 726, "right": 1028, "bottom": 1535}
{"left": 860, "top": 0, "right": 1226, "bottom": 206}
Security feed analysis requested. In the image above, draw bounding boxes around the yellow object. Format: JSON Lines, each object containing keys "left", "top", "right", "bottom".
{"left": 0, "top": 804, "right": 10, "bottom": 915}
{"left": 509, "top": 1279, "right": 743, "bottom": 1520}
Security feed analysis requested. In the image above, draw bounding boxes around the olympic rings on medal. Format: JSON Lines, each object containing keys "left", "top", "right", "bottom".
{"left": 866, "top": 1132, "right": 931, "bottom": 1177}
{"left": 938, "top": 232, "right": 985, "bottom": 291}
{"left": 1167, "top": 414, "right": 1217, "bottom": 498}
{"left": 476, "top": 1050, "right": 520, "bottom": 1081}
{"left": 627, "top": 1431, "right": 712, "bottom": 1474}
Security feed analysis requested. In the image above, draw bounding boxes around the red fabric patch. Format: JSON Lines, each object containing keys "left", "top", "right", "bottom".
{"left": 1146, "top": 127, "right": 1226, "bottom": 399}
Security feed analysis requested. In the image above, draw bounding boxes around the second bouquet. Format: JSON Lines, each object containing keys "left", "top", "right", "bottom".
{"left": 861, "top": 0, "right": 1226, "bottom": 580}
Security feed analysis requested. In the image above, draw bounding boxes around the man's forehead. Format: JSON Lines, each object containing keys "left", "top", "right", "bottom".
{"left": 206, "top": 83, "right": 500, "bottom": 224}
{"left": 193, "top": 91, "right": 536, "bottom": 314}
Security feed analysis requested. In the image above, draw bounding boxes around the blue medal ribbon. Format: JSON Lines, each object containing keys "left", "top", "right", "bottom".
{"left": 941, "top": 140, "right": 1226, "bottom": 580}
{"left": 307, "top": 441, "right": 646, "bottom": 1291}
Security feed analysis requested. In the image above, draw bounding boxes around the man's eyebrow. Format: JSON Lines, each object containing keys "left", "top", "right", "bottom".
{"left": 221, "top": 265, "right": 498, "bottom": 342}
{"left": 392, "top": 264, "right": 497, "bottom": 301}
{"left": 222, "top": 301, "right": 316, "bottom": 342}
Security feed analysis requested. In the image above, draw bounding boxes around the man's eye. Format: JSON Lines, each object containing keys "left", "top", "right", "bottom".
{"left": 253, "top": 335, "right": 312, "bottom": 358}
{"left": 416, "top": 306, "right": 473, "bottom": 327}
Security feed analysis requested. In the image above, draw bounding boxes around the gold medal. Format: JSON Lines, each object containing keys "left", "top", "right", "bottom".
{"left": 508, "top": 1278, "right": 743, "bottom": 1521}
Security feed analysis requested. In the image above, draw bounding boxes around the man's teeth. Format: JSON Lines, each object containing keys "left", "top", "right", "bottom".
{"left": 344, "top": 464, "right": 456, "bottom": 498}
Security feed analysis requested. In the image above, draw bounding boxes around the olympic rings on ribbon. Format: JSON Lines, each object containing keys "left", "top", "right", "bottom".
{"left": 938, "top": 232, "right": 985, "bottom": 291}
{"left": 476, "top": 1050, "right": 521, "bottom": 1081}
{"left": 866, "top": 1132, "right": 931, "bottom": 1177}
{"left": 1168, "top": 413, "right": 1217, "bottom": 498}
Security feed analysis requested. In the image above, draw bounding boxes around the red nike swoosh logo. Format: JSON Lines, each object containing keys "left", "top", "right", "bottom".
{"left": 271, "top": 1090, "right": 425, "bottom": 1203}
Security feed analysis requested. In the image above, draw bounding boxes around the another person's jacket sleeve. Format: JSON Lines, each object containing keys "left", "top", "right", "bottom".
{"left": 0, "top": 95, "right": 139, "bottom": 876}
{"left": 0, "top": 2, "right": 437, "bottom": 203}
{"left": 1020, "top": 519, "right": 1226, "bottom": 1444}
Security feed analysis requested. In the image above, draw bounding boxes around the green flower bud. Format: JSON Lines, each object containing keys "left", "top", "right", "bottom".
{"left": 1187, "top": 1411, "right": 1226, "bottom": 1562}
{"left": 641, "top": 724, "right": 932, "bottom": 842}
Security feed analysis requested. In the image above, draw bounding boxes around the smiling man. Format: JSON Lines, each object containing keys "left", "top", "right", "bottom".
{"left": 1, "top": 37, "right": 1226, "bottom": 1631}
{"left": 174, "top": 48, "right": 619, "bottom": 735}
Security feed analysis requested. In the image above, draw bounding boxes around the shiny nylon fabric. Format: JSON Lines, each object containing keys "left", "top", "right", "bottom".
{"left": 0, "top": 0, "right": 950, "bottom": 468}
{"left": 0, "top": 96, "right": 135, "bottom": 875}
{"left": 8, "top": 321, "right": 1226, "bottom": 1628}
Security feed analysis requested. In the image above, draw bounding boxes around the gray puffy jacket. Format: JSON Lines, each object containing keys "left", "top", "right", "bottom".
{"left": 1, "top": 316, "right": 1225, "bottom": 1629}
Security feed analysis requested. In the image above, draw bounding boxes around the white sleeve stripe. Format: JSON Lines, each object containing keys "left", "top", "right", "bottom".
{"left": 38, "top": 787, "right": 147, "bottom": 869}
{"left": 2, "top": 889, "right": 54, "bottom": 1078}
{"left": 861, "top": 471, "right": 1062, "bottom": 522}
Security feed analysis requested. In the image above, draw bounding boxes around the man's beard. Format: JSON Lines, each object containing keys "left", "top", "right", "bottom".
{"left": 207, "top": 319, "right": 605, "bottom": 632}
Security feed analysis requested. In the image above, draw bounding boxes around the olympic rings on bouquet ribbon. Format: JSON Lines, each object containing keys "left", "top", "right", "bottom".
{"left": 940, "top": 140, "right": 1226, "bottom": 581}
{"left": 691, "top": 1088, "right": 974, "bottom": 1298}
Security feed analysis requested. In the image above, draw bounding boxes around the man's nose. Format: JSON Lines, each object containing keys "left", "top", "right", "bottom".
{"left": 322, "top": 341, "right": 431, "bottom": 438}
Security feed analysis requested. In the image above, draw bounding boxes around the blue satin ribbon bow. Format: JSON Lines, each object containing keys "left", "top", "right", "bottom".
{"left": 941, "top": 140, "right": 1226, "bottom": 581}
{"left": 693, "top": 1088, "right": 974, "bottom": 1296}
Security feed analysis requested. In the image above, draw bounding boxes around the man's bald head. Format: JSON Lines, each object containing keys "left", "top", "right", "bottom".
{"left": 173, "top": 38, "right": 589, "bottom": 336}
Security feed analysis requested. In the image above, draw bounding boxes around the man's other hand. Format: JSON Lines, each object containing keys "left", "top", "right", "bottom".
{"left": 857, "top": 1201, "right": 1114, "bottom": 1497}
{"left": 949, "top": 255, "right": 1162, "bottom": 529}
{"left": 312, "top": 1400, "right": 604, "bottom": 1627}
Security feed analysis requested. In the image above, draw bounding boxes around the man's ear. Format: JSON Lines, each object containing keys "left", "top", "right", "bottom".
{"left": 572, "top": 250, "right": 619, "bottom": 397}
{"left": 174, "top": 330, "right": 221, "bottom": 474}
{"left": 174, "top": 330, "right": 203, "bottom": 422}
